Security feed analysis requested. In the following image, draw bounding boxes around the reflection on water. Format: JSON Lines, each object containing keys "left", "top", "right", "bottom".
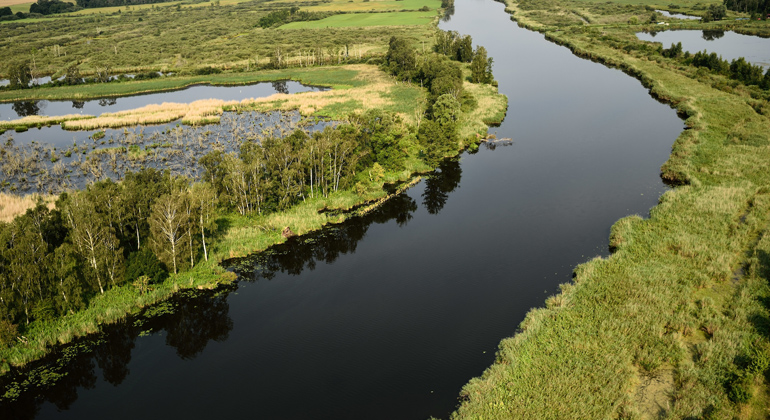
{"left": 0, "top": 158, "right": 463, "bottom": 417}
{"left": 0, "top": 287, "right": 235, "bottom": 420}
{"left": 702, "top": 29, "right": 725, "bottom": 40}
{"left": 230, "top": 159, "right": 460, "bottom": 280}
{"left": 0, "top": 81, "right": 326, "bottom": 121}
{"left": 637, "top": 29, "right": 770, "bottom": 68}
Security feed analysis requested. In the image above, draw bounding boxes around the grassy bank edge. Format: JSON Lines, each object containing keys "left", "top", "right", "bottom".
{"left": 450, "top": 3, "right": 770, "bottom": 419}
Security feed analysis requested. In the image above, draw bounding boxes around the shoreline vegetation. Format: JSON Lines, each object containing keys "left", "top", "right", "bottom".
{"left": 450, "top": 0, "right": 770, "bottom": 418}
{"left": 0, "top": 13, "right": 508, "bottom": 385}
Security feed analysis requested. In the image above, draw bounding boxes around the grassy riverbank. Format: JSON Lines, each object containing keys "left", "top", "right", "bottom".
{"left": 450, "top": 1, "right": 770, "bottom": 419}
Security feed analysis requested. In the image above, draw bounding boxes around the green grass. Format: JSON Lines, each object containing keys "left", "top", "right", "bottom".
{"left": 280, "top": 11, "right": 437, "bottom": 28}
{"left": 449, "top": 1, "right": 770, "bottom": 419}
{"left": 299, "top": 0, "right": 441, "bottom": 12}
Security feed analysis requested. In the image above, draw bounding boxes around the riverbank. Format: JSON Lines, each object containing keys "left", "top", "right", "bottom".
{"left": 451, "top": 1, "right": 770, "bottom": 419}
{"left": 0, "top": 70, "right": 508, "bottom": 376}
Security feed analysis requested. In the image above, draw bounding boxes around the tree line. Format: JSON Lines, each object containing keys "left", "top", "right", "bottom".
{"left": 383, "top": 33, "right": 495, "bottom": 163}
{"left": 723, "top": 0, "right": 768, "bottom": 17}
{"left": 257, "top": 7, "right": 333, "bottom": 29}
{"left": 661, "top": 42, "right": 770, "bottom": 89}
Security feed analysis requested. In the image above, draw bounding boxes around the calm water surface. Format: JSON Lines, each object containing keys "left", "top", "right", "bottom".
{"left": 0, "top": 80, "right": 326, "bottom": 121}
{"left": 1, "top": 0, "right": 685, "bottom": 418}
{"left": 637, "top": 30, "right": 770, "bottom": 68}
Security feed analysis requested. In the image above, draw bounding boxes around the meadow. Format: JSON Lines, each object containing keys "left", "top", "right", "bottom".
{"left": 0, "top": 0, "right": 435, "bottom": 78}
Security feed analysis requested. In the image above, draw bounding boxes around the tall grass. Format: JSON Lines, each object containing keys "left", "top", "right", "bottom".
{"left": 450, "top": 2, "right": 770, "bottom": 418}
{"left": 0, "top": 193, "right": 56, "bottom": 223}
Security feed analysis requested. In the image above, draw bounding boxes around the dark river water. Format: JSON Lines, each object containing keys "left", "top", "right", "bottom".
{"left": 0, "top": 0, "right": 685, "bottom": 418}
{"left": 0, "top": 80, "right": 326, "bottom": 121}
{"left": 637, "top": 29, "right": 770, "bottom": 68}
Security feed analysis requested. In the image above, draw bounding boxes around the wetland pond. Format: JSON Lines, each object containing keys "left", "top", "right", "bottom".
{"left": 0, "top": 80, "right": 326, "bottom": 120}
{"left": 1, "top": 0, "right": 687, "bottom": 418}
{"left": 637, "top": 29, "right": 770, "bottom": 68}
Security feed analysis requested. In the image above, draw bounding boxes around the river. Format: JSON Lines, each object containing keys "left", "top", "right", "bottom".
{"left": 0, "top": 0, "right": 684, "bottom": 418}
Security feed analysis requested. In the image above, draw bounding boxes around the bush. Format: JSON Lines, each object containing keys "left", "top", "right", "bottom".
{"left": 0, "top": 319, "right": 18, "bottom": 349}
{"left": 726, "top": 373, "right": 753, "bottom": 403}
{"left": 125, "top": 248, "right": 169, "bottom": 285}
{"left": 194, "top": 66, "right": 222, "bottom": 75}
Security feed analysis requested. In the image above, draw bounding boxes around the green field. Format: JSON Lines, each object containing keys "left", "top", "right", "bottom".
{"left": 280, "top": 10, "right": 437, "bottom": 28}
{"left": 298, "top": 0, "right": 441, "bottom": 12}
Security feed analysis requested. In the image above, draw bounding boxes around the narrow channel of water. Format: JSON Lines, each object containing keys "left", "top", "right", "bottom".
{"left": 0, "top": 80, "right": 326, "bottom": 120}
{"left": 656, "top": 9, "right": 701, "bottom": 20}
{"left": 637, "top": 29, "right": 770, "bottom": 68}
{"left": 0, "top": 0, "right": 685, "bottom": 418}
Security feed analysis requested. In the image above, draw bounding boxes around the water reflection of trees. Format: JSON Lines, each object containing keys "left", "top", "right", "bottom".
{"left": 0, "top": 157, "right": 463, "bottom": 417}
{"left": 421, "top": 157, "right": 461, "bottom": 215}
{"left": 271, "top": 81, "right": 289, "bottom": 94}
{"left": 231, "top": 192, "right": 418, "bottom": 281}
{"left": 11, "top": 101, "right": 41, "bottom": 117}
{"left": 0, "top": 287, "right": 234, "bottom": 418}
{"left": 702, "top": 29, "right": 725, "bottom": 40}
{"left": 231, "top": 157, "right": 462, "bottom": 281}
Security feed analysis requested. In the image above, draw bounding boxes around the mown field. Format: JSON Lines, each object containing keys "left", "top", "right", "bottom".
{"left": 449, "top": 0, "right": 770, "bottom": 419}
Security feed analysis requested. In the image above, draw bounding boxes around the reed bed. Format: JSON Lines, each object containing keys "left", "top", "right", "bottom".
{"left": 0, "top": 192, "right": 56, "bottom": 223}
{"left": 0, "top": 114, "right": 94, "bottom": 130}
{"left": 61, "top": 99, "right": 232, "bottom": 130}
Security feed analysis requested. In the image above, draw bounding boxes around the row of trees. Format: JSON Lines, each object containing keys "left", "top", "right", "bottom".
{"left": 723, "top": 0, "right": 768, "bottom": 16}
{"left": 662, "top": 43, "right": 770, "bottom": 89}
{"left": 29, "top": 0, "right": 79, "bottom": 15}
{"left": 257, "top": 7, "right": 332, "bottom": 29}
{"left": 74, "top": 0, "right": 171, "bottom": 8}
{"left": 384, "top": 34, "right": 496, "bottom": 163}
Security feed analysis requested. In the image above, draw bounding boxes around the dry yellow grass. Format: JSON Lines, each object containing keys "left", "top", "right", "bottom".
{"left": 0, "top": 114, "right": 94, "bottom": 129}
{"left": 61, "top": 99, "right": 230, "bottom": 130}
{"left": 240, "top": 65, "right": 418, "bottom": 122}
{"left": 0, "top": 193, "right": 56, "bottom": 223}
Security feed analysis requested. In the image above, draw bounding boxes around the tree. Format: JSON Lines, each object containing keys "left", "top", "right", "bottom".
{"left": 385, "top": 36, "right": 417, "bottom": 81}
{"left": 125, "top": 247, "right": 168, "bottom": 285}
{"left": 456, "top": 35, "right": 474, "bottom": 63}
{"left": 705, "top": 3, "right": 727, "bottom": 20}
{"left": 470, "top": 46, "right": 494, "bottom": 84}
{"left": 64, "top": 65, "right": 83, "bottom": 85}
{"left": 150, "top": 191, "right": 189, "bottom": 275}
{"left": 0, "top": 7, "right": 12, "bottom": 17}
{"left": 65, "top": 193, "right": 117, "bottom": 294}
{"left": 190, "top": 182, "right": 217, "bottom": 262}
{"left": 7, "top": 61, "right": 32, "bottom": 90}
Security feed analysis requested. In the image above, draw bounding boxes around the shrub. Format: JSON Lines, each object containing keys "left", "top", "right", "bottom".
{"left": 125, "top": 248, "right": 169, "bottom": 285}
